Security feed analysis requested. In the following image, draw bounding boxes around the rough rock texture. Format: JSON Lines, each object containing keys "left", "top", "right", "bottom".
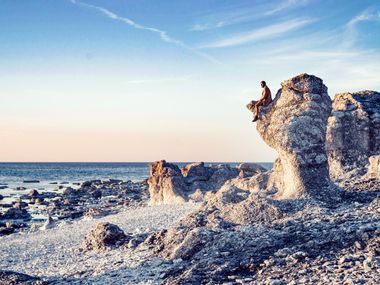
{"left": 327, "top": 91, "right": 380, "bottom": 179}
{"left": 256, "top": 74, "right": 333, "bottom": 199}
{"left": 0, "top": 208, "right": 32, "bottom": 220}
{"left": 367, "top": 155, "right": 380, "bottom": 179}
{"left": 148, "top": 160, "right": 187, "bottom": 205}
{"left": 144, "top": 195, "right": 380, "bottom": 285}
{"left": 0, "top": 271, "right": 46, "bottom": 285}
{"left": 148, "top": 160, "right": 242, "bottom": 205}
{"left": 82, "top": 222, "right": 128, "bottom": 251}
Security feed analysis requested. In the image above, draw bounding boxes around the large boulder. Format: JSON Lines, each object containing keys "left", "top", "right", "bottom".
{"left": 82, "top": 222, "right": 128, "bottom": 251}
{"left": 327, "top": 91, "right": 380, "bottom": 179}
{"left": 256, "top": 74, "right": 333, "bottom": 199}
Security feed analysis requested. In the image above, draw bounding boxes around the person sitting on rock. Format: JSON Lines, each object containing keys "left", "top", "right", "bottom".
{"left": 247, "top": 81, "right": 273, "bottom": 122}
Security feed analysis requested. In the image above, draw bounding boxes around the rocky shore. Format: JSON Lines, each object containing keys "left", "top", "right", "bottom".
{"left": 1, "top": 74, "right": 379, "bottom": 284}
{"left": 0, "top": 179, "right": 149, "bottom": 237}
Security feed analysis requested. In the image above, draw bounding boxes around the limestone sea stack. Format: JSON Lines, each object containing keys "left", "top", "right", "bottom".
{"left": 327, "top": 91, "right": 380, "bottom": 180}
{"left": 256, "top": 73, "right": 333, "bottom": 199}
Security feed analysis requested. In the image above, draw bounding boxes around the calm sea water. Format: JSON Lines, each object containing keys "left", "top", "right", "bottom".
{"left": 0, "top": 162, "right": 272, "bottom": 198}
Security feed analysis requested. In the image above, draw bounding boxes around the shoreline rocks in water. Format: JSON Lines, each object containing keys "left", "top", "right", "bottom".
{"left": 0, "top": 179, "right": 149, "bottom": 237}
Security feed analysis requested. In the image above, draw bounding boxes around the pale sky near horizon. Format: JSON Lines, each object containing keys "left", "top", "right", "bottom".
{"left": 1, "top": 0, "right": 380, "bottom": 162}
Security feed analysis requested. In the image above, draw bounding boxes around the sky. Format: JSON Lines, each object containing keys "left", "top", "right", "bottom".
{"left": 1, "top": 0, "right": 380, "bottom": 162}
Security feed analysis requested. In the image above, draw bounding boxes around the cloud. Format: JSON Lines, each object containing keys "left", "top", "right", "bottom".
{"left": 199, "top": 18, "right": 315, "bottom": 49}
{"left": 347, "top": 10, "right": 378, "bottom": 27}
{"left": 190, "top": 0, "right": 310, "bottom": 31}
{"left": 69, "top": 0, "right": 222, "bottom": 65}
{"left": 264, "top": 0, "right": 309, "bottom": 16}
{"left": 344, "top": 9, "right": 380, "bottom": 47}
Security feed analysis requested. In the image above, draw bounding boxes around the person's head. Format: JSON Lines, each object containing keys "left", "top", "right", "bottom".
{"left": 260, "top": 81, "right": 266, "bottom": 88}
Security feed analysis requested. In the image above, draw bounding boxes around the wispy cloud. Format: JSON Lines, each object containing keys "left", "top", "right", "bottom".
{"left": 344, "top": 9, "right": 380, "bottom": 47}
{"left": 69, "top": 0, "right": 222, "bottom": 65}
{"left": 347, "top": 9, "right": 379, "bottom": 27}
{"left": 190, "top": 0, "right": 311, "bottom": 31}
{"left": 124, "top": 75, "right": 192, "bottom": 85}
{"left": 264, "top": 0, "right": 309, "bottom": 16}
{"left": 199, "top": 18, "right": 315, "bottom": 49}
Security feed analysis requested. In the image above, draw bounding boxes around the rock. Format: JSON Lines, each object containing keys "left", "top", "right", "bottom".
{"left": 0, "top": 208, "right": 31, "bottom": 220}
{"left": 0, "top": 194, "right": 3, "bottom": 200}
{"left": 15, "top": 187, "right": 27, "bottom": 191}
{"left": 366, "top": 155, "right": 380, "bottom": 179}
{"left": 82, "top": 222, "right": 128, "bottom": 251}
{"left": 217, "top": 195, "right": 283, "bottom": 226}
{"left": 207, "top": 164, "right": 239, "bottom": 189}
{"left": 84, "top": 208, "right": 111, "bottom": 219}
{"left": 148, "top": 160, "right": 187, "bottom": 205}
{"left": 327, "top": 90, "right": 380, "bottom": 179}
{"left": 0, "top": 270, "right": 46, "bottom": 284}
{"left": 91, "top": 189, "right": 102, "bottom": 199}
{"left": 28, "top": 189, "right": 39, "bottom": 197}
{"left": 181, "top": 162, "right": 214, "bottom": 183}
{"left": 255, "top": 74, "right": 334, "bottom": 199}
{"left": 108, "top": 179, "right": 123, "bottom": 184}
{"left": 40, "top": 215, "right": 55, "bottom": 230}
{"left": 63, "top": 187, "right": 76, "bottom": 195}
{"left": 237, "top": 163, "right": 266, "bottom": 174}
{"left": 23, "top": 180, "right": 40, "bottom": 183}
{"left": 81, "top": 181, "right": 92, "bottom": 187}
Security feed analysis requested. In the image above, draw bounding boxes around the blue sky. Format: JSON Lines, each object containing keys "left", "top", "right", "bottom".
{"left": 1, "top": 0, "right": 380, "bottom": 162}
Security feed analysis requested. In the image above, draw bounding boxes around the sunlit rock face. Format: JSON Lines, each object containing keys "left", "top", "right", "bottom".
{"left": 327, "top": 91, "right": 380, "bottom": 180}
{"left": 148, "top": 160, "right": 187, "bottom": 205}
{"left": 148, "top": 160, "right": 243, "bottom": 205}
{"left": 256, "top": 73, "right": 332, "bottom": 199}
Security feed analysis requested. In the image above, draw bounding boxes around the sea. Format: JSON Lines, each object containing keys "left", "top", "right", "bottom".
{"left": 0, "top": 162, "right": 272, "bottom": 206}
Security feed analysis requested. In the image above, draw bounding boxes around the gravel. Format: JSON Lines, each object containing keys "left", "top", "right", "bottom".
{"left": 0, "top": 203, "right": 198, "bottom": 284}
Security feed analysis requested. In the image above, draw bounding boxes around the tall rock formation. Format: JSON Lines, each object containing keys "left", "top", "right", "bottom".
{"left": 256, "top": 73, "right": 333, "bottom": 199}
{"left": 327, "top": 91, "right": 380, "bottom": 179}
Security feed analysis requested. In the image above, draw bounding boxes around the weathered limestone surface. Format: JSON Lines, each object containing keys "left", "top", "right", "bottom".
{"left": 82, "top": 222, "right": 128, "bottom": 251}
{"left": 367, "top": 155, "right": 380, "bottom": 179}
{"left": 256, "top": 73, "right": 333, "bottom": 199}
{"left": 148, "top": 160, "right": 187, "bottom": 205}
{"left": 327, "top": 91, "right": 380, "bottom": 179}
{"left": 148, "top": 161, "right": 261, "bottom": 205}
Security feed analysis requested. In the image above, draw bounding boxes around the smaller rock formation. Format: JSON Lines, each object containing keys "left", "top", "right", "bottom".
{"left": 82, "top": 222, "right": 128, "bottom": 251}
{"left": 148, "top": 160, "right": 243, "bottom": 205}
{"left": 327, "top": 91, "right": 380, "bottom": 179}
{"left": 366, "top": 155, "right": 380, "bottom": 179}
{"left": 148, "top": 160, "right": 188, "bottom": 205}
{"left": 40, "top": 215, "right": 55, "bottom": 230}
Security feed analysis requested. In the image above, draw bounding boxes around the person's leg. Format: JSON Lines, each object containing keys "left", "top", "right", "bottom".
{"left": 253, "top": 101, "right": 263, "bottom": 121}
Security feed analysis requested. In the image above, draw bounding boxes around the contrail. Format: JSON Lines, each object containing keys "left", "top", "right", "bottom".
{"left": 68, "top": 0, "right": 222, "bottom": 65}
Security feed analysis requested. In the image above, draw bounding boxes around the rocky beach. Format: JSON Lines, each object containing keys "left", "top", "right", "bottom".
{"left": 1, "top": 74, "right": 379, "bottom": 284}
